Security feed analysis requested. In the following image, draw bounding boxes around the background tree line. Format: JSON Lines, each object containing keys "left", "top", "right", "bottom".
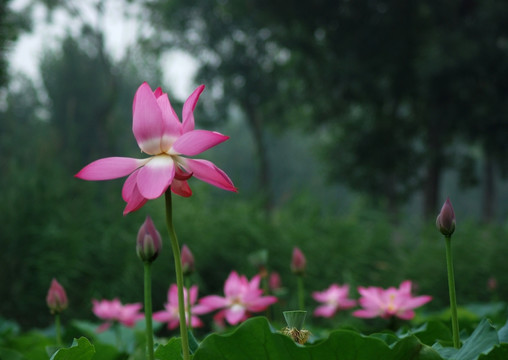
{"left": 1, "top": 0, "right": 508, "bottom": 329}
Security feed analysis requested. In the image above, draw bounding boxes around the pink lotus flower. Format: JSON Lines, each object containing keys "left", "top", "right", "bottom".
{"left": 92, "top": 298, "right": 144, "bottom": 332}
{"left": 153, "top": 284, "right": 206, "bottom": 330}
{"left": 312, "top": 284, "right": 356, "bottom": 318}
{"left": 75, "top": 82, "right": 237, "bottom": 214}
{"left": 353, "top": 281, "right": 432, "bottom": 320}
{"left": 46, "top": 278, "right": 68, "bottom": 314}
{"left": 198, "top": 271, "right": 278, "bottom": 326}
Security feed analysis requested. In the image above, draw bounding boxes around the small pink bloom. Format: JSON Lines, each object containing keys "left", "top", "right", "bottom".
{"left": 153, "top": 284, "right": 206, "bottom": 330}
{"left": 46, "top": 278, "right": 68, "bottom": 314}
{"left": 181, "top": 244, "right": 195, "bottom": 276}
{"left": 312, "top": 284, "right": 356, "bottom": 318}
{"left": 353, "top": 280, "right": 432, "bottom": 320}
{"left": 198, "top": 271, "right": 277, "bottom": 326}
{"left": 291, "top": 247, "right": 306, "bottom": 275}
{"left": 75, "top": 83, "right": 237, "bottom": 215}
{"left": 92, "top": 298, "right": 144, "bottom": 332}
{"left": 436, "top": 197, "right": 456, "bottom": 236}
{"left": 136, "top": 215, "right": 162, "bottom": 263}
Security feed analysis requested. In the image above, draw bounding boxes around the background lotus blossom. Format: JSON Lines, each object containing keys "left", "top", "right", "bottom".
{"left": 312, "top": 284, "right": 356, "bottom": 318}
{"left": 75, "top": 82, "right": 236, "bottom": 214}
{"left": 353, "top": 280, "right": 432, "bottom": 320}
{"left": 92, "top": 298, "right": 144, "bottom": 332}
{"left": 198, "top": 271, "right": 277, "bottom": 326}
{"left": 153, "top": 284, "right": 206, "bottom": 330}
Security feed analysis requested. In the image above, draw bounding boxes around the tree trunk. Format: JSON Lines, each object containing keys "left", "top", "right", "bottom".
{"left": 244, "top": 103, "right": 273, "bottom": 214}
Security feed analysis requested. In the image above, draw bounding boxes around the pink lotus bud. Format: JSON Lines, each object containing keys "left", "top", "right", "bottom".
{"left": 436, "top": 197, "right": 456, "bottom": 236}
{"left": 46, "top": 278, "right": 68, "bottom": 314}
{"left": 181, "top": 244, "right": 195, "bottom": 276}
{"left": 136, "top": 216, "right": 162, "bottom": 263}
{"left": 291, "top": 247, "right": 306, "bottom": 275}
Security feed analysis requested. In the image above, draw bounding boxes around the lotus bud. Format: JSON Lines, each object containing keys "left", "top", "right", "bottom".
{"left": 291, "top": 247, "right": 306, "bottom": 276}
{"left": 436, "top": 197, "right": 456, "bottom": 236}
{"left": 181, "top": 244, "right": 195, "bottom": 276}
{"left": 136, "top": 216, "right": 162, "bottom": 263}
{"left": 46, "top": 278, "right": 68, "bottom": 314}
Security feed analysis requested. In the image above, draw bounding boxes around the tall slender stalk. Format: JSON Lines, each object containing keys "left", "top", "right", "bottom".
{"left": 445, "top": 235, "right": 460, "bottom": 348}
{"left": 164, "top": 190, "right": 190, "bottom": 360}
{"left": 55, "top": 314, "right": 62, "bottom": 346}
{"left": 144, "top": 262, "right": 155, "bottom": 360}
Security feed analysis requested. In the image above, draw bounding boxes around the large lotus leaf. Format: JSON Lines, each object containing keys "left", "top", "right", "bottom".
{"left": 192, "top": 317, "right": 440, "bottom": 360}
{"left": 433, "top": 319, "right": 499, "bottom": 360}
{"left": 154, "top": 337, "right": 182, "bottom": 360}
{"left": 49, "top": 337, "right": 95, "bottom": 360}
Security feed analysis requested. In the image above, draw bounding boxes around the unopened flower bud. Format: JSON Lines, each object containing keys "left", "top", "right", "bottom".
{"left": 436, "top": 197, "right": 456, "bottom": 236}
{"left": 137, "top": 216, "right": 162, "bottom": 263}
{"left": 181, "top": 244, "right": 195, "bottom": 276}
{"left": 291, "top": 247, "right": 306, "bottom": 276}
{"left": 46, "top": 278, "right": 68, "bottom": 314}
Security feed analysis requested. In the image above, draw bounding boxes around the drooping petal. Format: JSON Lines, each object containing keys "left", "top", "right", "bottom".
{"left": 182, "top": 85, "right": 205, "bottom": 133}
{"left": 171, "top": 179, "right": 192, "bottom": 197}
{"left": 136, "top": 156, "right": 175, "bottom": 199}
{"left": 183, "top": 158, "right": 237, "bottom": 192}
{"left": 122, "top": 172, "right": 148, "bottom": 214}
{"left": 122, "top": 171, "right": 138, "bottom": 202}
{"left": 123, "top": 187, "right": 148, "bottom": 215}
{"left": 172, "top": 130, "right": 229, "bottom": 156}
{"left": 157, "top": 92, "right": 182, "bottom": 151}
{"left": 132, "top": 82, "right": 165, "bottom": 155}
{"left": 75, "top": 157, "right": 145, "bottom": 180}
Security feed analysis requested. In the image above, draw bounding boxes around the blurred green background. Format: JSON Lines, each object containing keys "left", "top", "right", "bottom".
{"left": 1, "top": 0, "right": 508, "bottom": 331}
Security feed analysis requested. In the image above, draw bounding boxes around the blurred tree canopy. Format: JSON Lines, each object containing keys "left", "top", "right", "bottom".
{"left": 140, "top": 0, "right": 508, "bottom": 218}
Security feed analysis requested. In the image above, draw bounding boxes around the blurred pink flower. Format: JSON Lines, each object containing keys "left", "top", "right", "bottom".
{"left": 46, "top": 278, "right": 68, "bottom": 314}
{"left": 92, "top": 298, "right": 144, "bottom": 332}
{"left": 290, "top": 247, "right": 306, "bottom": 275}
{"left": 312, "top": 284, "right": 356, "bottom": 318}
{"left": 75, "top": 82, "right": 237, "bottom": 214}
{"left": 198, "top": 271, "right": 278, "bottom": 326}
{"left": 353, "top": 280, "right": 432, "bottom": 320}
{"left": 153, "top": 284, "right": 206, "bottom": 330}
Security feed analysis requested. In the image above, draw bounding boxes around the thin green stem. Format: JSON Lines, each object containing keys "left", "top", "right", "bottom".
{"left": 297, "top": 276, "right": 305, "bottom": 311}
{"left": 164, "top": 190, "right": 190, "bottom": 360}
{"left": 55, "top": 313, "right": 62, "bottom": 346}
{"left": 144, "top": 262, "right": 155, "bottom": 360}
{"left": 445, "top": 235, "right": 460, "bottom": 348}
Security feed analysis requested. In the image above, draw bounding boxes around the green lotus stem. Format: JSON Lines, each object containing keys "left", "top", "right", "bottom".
{"left": 445, "top": 235, "right": 460, "bottom": 348}
{"left": 144, "top": 262, "right": 155, "bottom": 360}
{"left": 297, "top": 276, "right": 305, "bottom": 310}
{"left": 165, "top": 190, "right": 190, "bottom": 360}
{"left": 55, "top": 313, "right": 62, "bottom": 346}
